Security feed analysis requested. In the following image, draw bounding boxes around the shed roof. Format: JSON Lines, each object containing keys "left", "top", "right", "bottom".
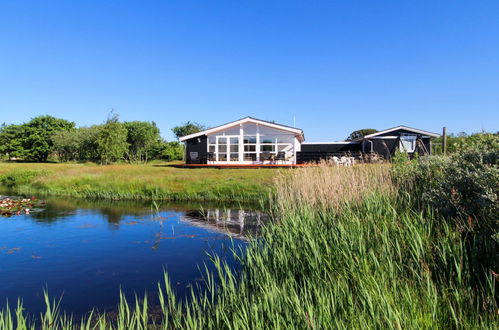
{"left": 358, "top": 125, "right": 440, "bottom": 139}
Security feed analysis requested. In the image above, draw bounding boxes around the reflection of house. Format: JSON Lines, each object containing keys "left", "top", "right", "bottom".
{"left": 180, "top": 118, "right": 440, "bottom": 165}
{"left": 183, "top": 208, "right": 268, "bottom": 238}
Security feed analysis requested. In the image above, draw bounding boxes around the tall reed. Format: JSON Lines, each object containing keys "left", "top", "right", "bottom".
{"left": 273, "top": 160, "right": 393, "bottom": 210}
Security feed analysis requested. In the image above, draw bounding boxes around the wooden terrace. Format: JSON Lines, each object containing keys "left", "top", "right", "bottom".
{"left": 169, "top": 163, "right": 311, "bottom": 169}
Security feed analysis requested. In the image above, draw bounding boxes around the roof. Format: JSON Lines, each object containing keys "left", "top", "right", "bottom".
{"left": 179, "top": 117, "right": 305, "bottom": 142}
{"left": 358, "top": 125, "right": 440, "bottom": 140}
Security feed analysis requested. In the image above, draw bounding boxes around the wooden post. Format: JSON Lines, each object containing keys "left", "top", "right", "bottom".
{"left": 442, "top": 127, "right": 447, "bottom": 155}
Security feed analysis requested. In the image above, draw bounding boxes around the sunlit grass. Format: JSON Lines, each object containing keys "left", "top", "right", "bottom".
{"left": 0, "top": 162, "right": 276, "bottom": 202}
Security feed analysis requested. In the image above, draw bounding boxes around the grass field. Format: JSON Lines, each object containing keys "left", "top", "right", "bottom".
{"left": 0, "top": 162, "right": 276, "bottom": 203}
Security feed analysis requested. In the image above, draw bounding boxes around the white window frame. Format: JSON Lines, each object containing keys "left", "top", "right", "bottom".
{"left": 207, "top": 123, "right": 297, "bottom": 164}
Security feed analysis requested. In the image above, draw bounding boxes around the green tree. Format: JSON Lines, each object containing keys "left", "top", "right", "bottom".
{"left": 52, "top": 129, "right": 80, "bottom": 162}
{"left": 96, "top": 114, "right": 129, "bottom": 165}
{"left": 172, "top": 121, "right": 206, "bottom": 140}
{"left": 0, "top": 124, "right": 25, "bottom": 160}
{"left": 433, "top": 132, "right": 498, "bottom": 154}
{"left": 346, "top": 128, "right": 378, "bottom": 141}
{"left": 23, "top": 116, "right": 75, "bottom": 162}
{"left": 161, "top": 141, "right": 184, "bottom": 161}
{"left": 77, "top": 126, "right": 101, "bottom": 161}
{"left": 124, "top": 121, "right": 161, "bottom": 163}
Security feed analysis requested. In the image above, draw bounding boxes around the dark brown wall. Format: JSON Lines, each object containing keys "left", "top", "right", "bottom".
{"left": 185, "top": 136, "right": 207, "bottom": 164}
{"left": 301, "top": 143, "right": 361, "bottom": 153}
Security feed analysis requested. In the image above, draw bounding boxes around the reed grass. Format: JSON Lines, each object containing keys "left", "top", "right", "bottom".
{"left": 0, "top": 162, "right": 496, "bottom": 329}
{"left": 273, "top": 160, "right": 394, "bottom": 210}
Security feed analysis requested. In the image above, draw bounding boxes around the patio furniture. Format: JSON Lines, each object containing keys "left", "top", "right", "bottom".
{"left": 261, "top": 152, "right": 272, "bottom": 163}
{"left": 206, "top": 152, "right": 215, "bottom": 164}
{"left": 276, "top": 152, "right": 286, "bottom": 164}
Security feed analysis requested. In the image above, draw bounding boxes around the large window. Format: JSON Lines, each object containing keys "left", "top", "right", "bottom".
{"left": 218, "top": 137, "right": 227, "bottom": 161}
{"left": 207, "top": 123, "right": 296, "bottom": 163}
{"left": 399, "top": 134, "right": 417, "bottom": 152}
{"left": 243, "top": 135, "right": 257, "bottom": 161}
{"left": 229, "top": 137, "right": 239, "bottom": 161}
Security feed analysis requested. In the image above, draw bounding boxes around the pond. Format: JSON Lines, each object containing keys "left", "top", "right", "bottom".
{"left": 0, "top": 196, "right": 268, "bottom": 317}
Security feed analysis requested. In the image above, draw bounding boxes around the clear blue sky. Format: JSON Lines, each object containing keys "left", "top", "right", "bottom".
{"left": 1, "top": 1, "right": 498, "bottom": 141}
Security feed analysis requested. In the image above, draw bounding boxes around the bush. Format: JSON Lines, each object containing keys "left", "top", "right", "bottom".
{"left": 393, "top": 150, "right": 498, "bottom": 227}
{"left": 0, "top": 169, "right": 47, "bottom": 188}
{"left": 433, "top": 132, "right": 498, "bottom": 154}
{"left": 392, "top": 150, "right": 499, "bottom": 290}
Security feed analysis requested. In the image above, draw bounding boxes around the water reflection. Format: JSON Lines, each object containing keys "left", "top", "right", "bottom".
{"left": 184, "top": 209, "right": 267, "bottom": 238}
{"left": 0, "top": 197, "right": 269, "bottom": 317}
{"left": 28, "top": 197, "right": 270, "bottom": 238}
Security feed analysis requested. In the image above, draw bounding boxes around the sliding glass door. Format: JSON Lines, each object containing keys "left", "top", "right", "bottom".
{"left": 215, "top": 136, "right": 240, "bottom": 162}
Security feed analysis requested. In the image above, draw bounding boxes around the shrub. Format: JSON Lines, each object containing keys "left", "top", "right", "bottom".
{"left": 393, "top": 150, "right": 498, "bottom": 227}
{"left": 0, "top": 169, "right": 47, "bottom": 188}
{"left": 392, "top": 150, "right": 499, "bottom": 290}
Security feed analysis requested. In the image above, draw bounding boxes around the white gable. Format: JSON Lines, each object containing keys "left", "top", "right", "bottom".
{"left": 179, "top": 117, "right": 304, "bottom": 142}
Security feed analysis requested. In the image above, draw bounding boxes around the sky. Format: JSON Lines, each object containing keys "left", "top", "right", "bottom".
{"left": 1, "top": 1, "right": 498, "bottom": 141}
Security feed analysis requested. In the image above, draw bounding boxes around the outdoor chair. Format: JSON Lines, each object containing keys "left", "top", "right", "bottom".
{"left": 261, "top": 152, "right": 272, "bottom": 164}
{"left": 276, "top": 152, "right": 286, "bottom": 164}
{"left": 206, "top": 152, "right": 215, "bottom": 164}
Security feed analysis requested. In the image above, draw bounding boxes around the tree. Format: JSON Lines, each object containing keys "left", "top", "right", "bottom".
{"left": 52, "top": 129, "right": 80, "bottom": 162}
{"left": 433, "top": 132, "right": 499, "bottom": 154}
{"left": 346, "top": 128, "right": 378, "bottom": 141}
{"left": 22, "top": 116, "right": 75, "bottom": 162}
{"left": 0, "top": 124, "right": 25, "bottom": 160}
{"left": 172, "top": 121, "right": 206, "bottom": 140}
{"left": 160, "top": 141, "right": 184, "bottom": 161}
{"left": 96, "top": 114, "right": 129, "bottom": 165}
{"left": 77, "top": 126, "right": 102, "bottom": 161}
{"left": 53, "top": 126, "right": 104, "bottom": 162}
{"left": 124, "top": 121, "right": 161, "bottom": 163}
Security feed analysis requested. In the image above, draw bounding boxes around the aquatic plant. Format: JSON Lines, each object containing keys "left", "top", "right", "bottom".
{"left": 0, "top": 196, "right": 45, "bottom": 216}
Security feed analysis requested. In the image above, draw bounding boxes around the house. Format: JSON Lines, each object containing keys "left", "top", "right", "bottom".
{"left": 179, "top": 117, "right": 304, "bottom": 165}
{"left": 299, "top": 126, "right": 440, "bottom": 163}
{"left": 179, "top": 118, "right": 439, "bottom": 165}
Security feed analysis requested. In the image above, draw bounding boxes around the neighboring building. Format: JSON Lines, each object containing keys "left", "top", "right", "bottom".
{"left": 357, "top": 126, "right": 439, "bottom": 159}
{"left": 299, "top": 126, "right": 440, "bottom": 163}
{"left": 179, "top": 117, "right": 304, "bottom": 164}
{"left": 179, "top": 119, "right": 439, "bottom": 165}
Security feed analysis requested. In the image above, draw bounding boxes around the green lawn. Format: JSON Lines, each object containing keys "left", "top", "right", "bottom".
{"left": 0, "top": 162, "right": 276, "bottom": 203}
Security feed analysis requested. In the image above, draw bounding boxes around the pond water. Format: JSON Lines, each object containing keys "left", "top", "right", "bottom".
{"left": 0, "top": 197, "right": 267, "bottom": 317}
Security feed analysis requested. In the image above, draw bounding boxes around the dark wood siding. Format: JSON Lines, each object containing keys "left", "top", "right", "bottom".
{"left": 297, "top": 143, "right": 362, "bottom": 164}
{"left": 369, "top": 139, "right": 398, "bottom": 159}
{"left": 422, "top": 137, "right": 431, "bottom": 154}
{"left": 185, "top": 136, "right": 207, "bottom": 164}
{"left": 297, "top": 128, "right": 435, "bottom": 164}
{"left": 363, "top": 129, "right": 434, "bottom": 159}
{"left": 301, "top": 143, "right": 361, "bottom": 153}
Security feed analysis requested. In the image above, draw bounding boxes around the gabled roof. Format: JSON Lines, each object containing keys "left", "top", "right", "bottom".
{"left": 179, "top": 117, "right": 304, "bottom": 142}
{"left": 359, "top": 125, "right": 440, "bottom": 140}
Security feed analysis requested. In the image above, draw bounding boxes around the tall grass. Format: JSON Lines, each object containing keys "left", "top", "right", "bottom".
{"left": 1, "top": 163, "right": 496, "bottom": 329}
{"left": 273, "top": 160, "right": 393, "bottom": 210}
